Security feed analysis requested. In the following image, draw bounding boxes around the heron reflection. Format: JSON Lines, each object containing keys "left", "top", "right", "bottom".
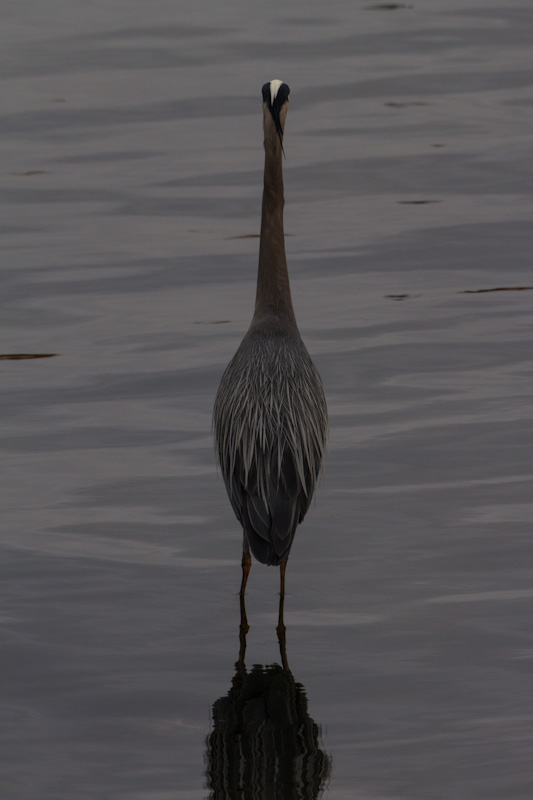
{"left": 205, "top": 598, "right": 331, "bottom": 799}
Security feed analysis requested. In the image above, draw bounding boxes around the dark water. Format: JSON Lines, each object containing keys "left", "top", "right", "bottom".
{"left": 2, "top": 1, "right": 533, "bottom": 797}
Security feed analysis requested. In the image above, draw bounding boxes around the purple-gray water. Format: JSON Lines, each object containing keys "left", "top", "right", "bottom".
{"left": 2, "top": 1, "right": 533, "bottom": 797}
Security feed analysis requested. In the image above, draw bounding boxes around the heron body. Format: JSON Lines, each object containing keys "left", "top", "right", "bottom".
{"left": 213, "top": 80, "right": 327, "bottom": 594}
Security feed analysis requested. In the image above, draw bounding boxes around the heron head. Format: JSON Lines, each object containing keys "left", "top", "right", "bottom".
{"left": 262, "top": 80, "right": 290, "bottom": 154}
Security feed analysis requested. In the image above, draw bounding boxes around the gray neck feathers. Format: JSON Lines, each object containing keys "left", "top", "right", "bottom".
{"left": 252, "top": 110, "right": 297, "bottom": 329}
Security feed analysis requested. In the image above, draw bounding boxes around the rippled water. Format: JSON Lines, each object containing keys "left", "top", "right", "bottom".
{"left": 2, "top": 1, "right": 533, "bottom": 797}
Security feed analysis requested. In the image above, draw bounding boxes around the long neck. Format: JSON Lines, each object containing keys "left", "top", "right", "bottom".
{"left": 252, "top": 116, "right": 297, "bottom": 328}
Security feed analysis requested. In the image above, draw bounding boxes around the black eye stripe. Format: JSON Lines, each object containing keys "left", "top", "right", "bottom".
{"left": 274, "top": 83, "right": 290, "bottom": 108}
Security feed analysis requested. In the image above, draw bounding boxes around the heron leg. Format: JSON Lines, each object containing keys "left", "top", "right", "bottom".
{"left": 239, "top": 530, "right": 252, "bottom": 597}
{"left": 238, "top": 593, "right": 249, "bottom": 670}
{"left": 276, "top": 557, "right": 288, "bottom": 642}
{"left": 279, "top": 556, "right": 288, "bottom": 598}
{"left": 276, "top": 593, "right": 291, "bottom": 675}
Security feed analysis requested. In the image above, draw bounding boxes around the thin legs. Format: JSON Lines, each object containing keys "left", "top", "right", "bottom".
{"left": 240, "top": 534, "right": 288, "bottom": 604}
{"left": 276, "top": 557, "right": 288, "bottom": 643}
{"left": 279, "top": 557, "right": 288, "bottom": 598}
{"left": 238, "top": 549, "right": 291, "bottom": 672}
{"left": 238, "top": 533, "right": 251, "bottom": 672}
{"left": 239, "top": 530, "right": 252, "bottom": 597}
{"left": 238, "top": 593, "right": 249, "bottom": 670}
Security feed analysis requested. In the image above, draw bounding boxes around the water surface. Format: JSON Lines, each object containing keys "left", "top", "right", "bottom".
{"left": 2, "top": 1, "right": 533, "bottom": 797}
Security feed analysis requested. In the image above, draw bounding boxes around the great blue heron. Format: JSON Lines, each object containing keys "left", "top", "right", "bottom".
{"left": 213, "top": 80, "right": 328, "bottom": 600}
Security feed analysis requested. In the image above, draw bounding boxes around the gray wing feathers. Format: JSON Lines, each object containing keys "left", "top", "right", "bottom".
{"left": 214, "top": 328, "right": 327, "bottom": 566}
{"left": 226, "top": 448, "right": 301, "bottom": 566}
